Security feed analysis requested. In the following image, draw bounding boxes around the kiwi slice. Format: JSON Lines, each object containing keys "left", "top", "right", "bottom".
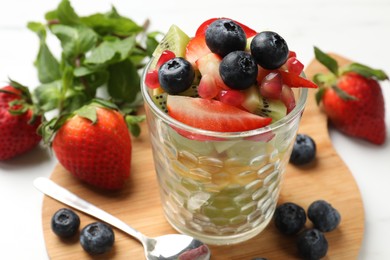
{"left": 179, "top": 85, "right": 199, "bottom": 97}
{"left": 151, "top": 93, "right": 168, "bottom": 113}
{"left": 242, "top": 86, "right": 287, "bottom": 123}
{"left": 151, "top": 25, "right": 190, "bottom": 67}
{"left": 151, "top": 86, "right": 198, "bottom": 114}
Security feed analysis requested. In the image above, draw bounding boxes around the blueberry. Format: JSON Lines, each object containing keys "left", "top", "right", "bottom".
{"left": 51, "top": 208, "right": 80, "bottom": 238}
{"left": 297, "top": 229, "right": 328, "bottom": 260}
{"left": 274, "top": 202, "right": 306, "bottom": 235}
{"left": 80, "top": 222, "right": 115, "bottom": 255}
{"left": 290, "top": 134, "right": 316, "bottom": 165}
{"left": 250, "top": 31, "right": 289, "bottom": 70}
{"left": 308, "top": 200, "right": 341, "bottom": 232}
{"left": 205, "top": 19, "right": 246, "bottom": 57}
{"left": 158, "top": 57, "right": 195, "bottom": 94}
{"left": 219, "top": 51, "right": 258, "bottom": 90}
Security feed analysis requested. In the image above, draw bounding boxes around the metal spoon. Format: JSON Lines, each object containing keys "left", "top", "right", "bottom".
{"left": 33, "top": 177, "right": 210, "bottom": 260}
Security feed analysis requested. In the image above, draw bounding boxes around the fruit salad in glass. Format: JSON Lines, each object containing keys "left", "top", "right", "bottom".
{"left": 141, "top": 18, "right": 316, "bottom": 245}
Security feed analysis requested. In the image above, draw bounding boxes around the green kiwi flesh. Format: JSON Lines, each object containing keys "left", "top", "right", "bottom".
{"left": 151, "top": 25, "right": 190, "bottom": 69}
{"left": 242, "top": 86, "right": 287, "bottom": 123}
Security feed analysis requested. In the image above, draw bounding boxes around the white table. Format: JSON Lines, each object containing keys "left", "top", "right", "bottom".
{"left": 0, "top": 0, "right": 389, "bottom": 259}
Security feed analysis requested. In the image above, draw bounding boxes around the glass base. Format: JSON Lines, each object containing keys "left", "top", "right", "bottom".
{"left": 164, "top": 211, "right": 274, "bottom": 245}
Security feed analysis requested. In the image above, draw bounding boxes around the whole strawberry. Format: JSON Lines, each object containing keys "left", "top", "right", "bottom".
{"left": 0, "top": 81, "right": 42, "bottom": 160}
{"left": 44, "top": 100, "right": 132, "bottom": 190}
{"left": 313, "top": 47, "right": 388, "bottom": 145}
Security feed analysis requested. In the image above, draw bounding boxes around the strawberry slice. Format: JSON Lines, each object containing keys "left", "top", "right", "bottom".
{"left": 185, "top": 35, "right": 211, "bottom": 67}
{"left": 195, "top": 18, "right": 257, "bottom": 38}
{"left": 196, "top": 53, "right": 230, "bottom": 91}
{"left": 167, "top": 95, "right": 272, "bottom": 132}
{"left": 279, "top": 70, "right": 318, "bottom": 89}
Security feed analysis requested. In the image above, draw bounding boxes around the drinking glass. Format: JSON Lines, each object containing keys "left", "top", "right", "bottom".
{"left": 141, "top": 61, "right": 308, "bottom": 245}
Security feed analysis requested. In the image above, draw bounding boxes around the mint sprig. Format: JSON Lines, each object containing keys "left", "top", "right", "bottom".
{"left": 27, "top": 0, "right": 160, "bottom": 137}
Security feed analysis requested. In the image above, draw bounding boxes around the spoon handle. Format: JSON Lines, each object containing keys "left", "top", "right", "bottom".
{"left": 33, "top": 177, "right": 147, "bottom": 244}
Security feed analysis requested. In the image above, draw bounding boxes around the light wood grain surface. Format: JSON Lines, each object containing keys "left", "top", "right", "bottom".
{"left": 41, "top": 55, "right": 364, "bottom": 259}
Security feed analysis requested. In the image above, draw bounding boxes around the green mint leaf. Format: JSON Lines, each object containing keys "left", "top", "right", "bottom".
{"left": 85, "top": 36, "right": 136, "bottom": 65}
{"left": 33, "top": 80, "right": 62, "bottom": 112}
{"left": 51, "top": 24, "right": 98, "bottom": 60}
{"left": 107, "top": 59, "right": 140, "bottom": 102}
{"left": 36, "top": 42, "right": 62, "bottom": 83}
{"left": 80, "top": 9, "right": 142, "bottom": 36}
{"left": 82, "top": 70, "right": 109, "bottom": 90}
{"left": 146, "top": 33, "right": 161, "bottom": 56}
{"left": 44, "top": 10, "right": 58, "bottom": 22}
{"left": 62, "top": 89, "right": 89, "bottom": 114}
{"left": 56, "top": 0, "right": 80, "bottom": 25}
{"left": 91, "top": 98, "right": 119, "bottom": 110}
{"left": 27, "top": 22, "right": 46, "bottom": 40}
{"left": 28, "top": 22, "right": 61, "bottom": 84}
{"left": 314, "top": 46, "right": 339, "bottom": 76}
{"left": 341, "top": 62, "right": 389, "bottom": 81}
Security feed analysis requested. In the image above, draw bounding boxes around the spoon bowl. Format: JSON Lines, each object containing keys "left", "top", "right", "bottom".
{"left": 33, "top": 177, "right": 210, "bottom": 260}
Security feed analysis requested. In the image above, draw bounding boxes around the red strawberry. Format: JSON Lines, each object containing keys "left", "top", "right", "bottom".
{"left": 167, "top": 95, "right": 271, "bottom": 132}
{"left": 196, "top": 53, "right": 230, "bottom": 96}
{"left": 185, "top": 35, "right": 211, "bottom": 67}
{"left": 48, "top": 100, "right": 132, "bottom": 190}
{"left": 195, "top": 17, "right": 257, "bottom": 38}
{"left": 187, "top": 18, "right": 257, "bottom": 67}
{"left": 314, "top": 47, "right": 388, "bottom": 145}
{"left": 279, "top": 70, "right": 318, "bottom": 89}
{"left": 0, "top": 82, "right": 42, "bottom": 160}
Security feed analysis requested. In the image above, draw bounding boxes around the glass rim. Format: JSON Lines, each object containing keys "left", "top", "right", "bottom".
{"left": 141, "top": 59, "right": 308, "bottom": 139}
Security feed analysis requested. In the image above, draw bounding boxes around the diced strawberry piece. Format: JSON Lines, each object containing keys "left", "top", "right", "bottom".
{"left": 195, "top": 18, "right": 257, "bottom": 38}
{"left": 217, "top": 89, "right": 246, "bottom": 107}
{"left": 234, "top": 19, "right": 257, "bottom": 38}
{"left": 196, "top": 53, "right": 230, "bottom": 90}
{"left": 167, "top": 95, "right": 272, "bottom": 132}
{"left": 145, "top": 70, "right": 160, "bottom": 89}
{"left": 257, "top": 67, "right": 274, "bottom": 83}
{"left": 286, "top": 57, "right": 304, "bottom": 75}
{"left": 156, "top": 50, "right": 176, "bottom": 68}
{"left": 259, "top": 71, "right": 283, "bottom": 99}
{"left": 198, "top": 74, "right": 221, "bottom": 99}
{"left": 281, "top": 85, "right": 296, "bottom": 113}
{"left": 279, "top": 70, "right": 318, "bottom": 88}
{"left": 195, "top": 18, "right": 218, "bottom": 36}
{"left": 185, "top": 35, "right": 211, "bottom": 67}
{"left": 288, "top": 51, "right": 297, "bottom": 58}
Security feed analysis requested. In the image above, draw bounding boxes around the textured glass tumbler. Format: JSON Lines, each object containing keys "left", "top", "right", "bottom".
{"left": 141, "top": 63, "right": 308, "bottom": 245}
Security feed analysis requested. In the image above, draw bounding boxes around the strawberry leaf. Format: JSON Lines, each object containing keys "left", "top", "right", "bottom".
{"left": 341, "top": 62, "right": 389, "bottom": 81}
{"left": 314, "top": 46, "right": 339, "bottom": 76}
{"left": 125, "top": 114, "right": 146, "bottom": 137}
{"left": 315, "top": 87, "right": 326, "bottom": 105}
{"left": 312, "top": 73, "right": 337, "bottom": 87}
{"left": 75, "top": 105, "right": 98, "bottom": 123}
{"left": 331, "top": 85, "right": 358, "bottom": 101}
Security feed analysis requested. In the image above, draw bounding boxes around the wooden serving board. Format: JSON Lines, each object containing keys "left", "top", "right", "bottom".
{"left": 41, "top": 55, "right": 364, "bottom": 259}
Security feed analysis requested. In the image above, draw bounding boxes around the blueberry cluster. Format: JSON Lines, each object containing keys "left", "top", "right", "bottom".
{"left": 51, "top": 208, "right": 115, "bottom": 255}
{"left": 274, "top": 200, "right": 341, "bottom": 259}
{"left": 206, "top": 19, "right": 289, "bottom": 90}
{"left": 158, "top": 18, "right": 289, "bottom": 94}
